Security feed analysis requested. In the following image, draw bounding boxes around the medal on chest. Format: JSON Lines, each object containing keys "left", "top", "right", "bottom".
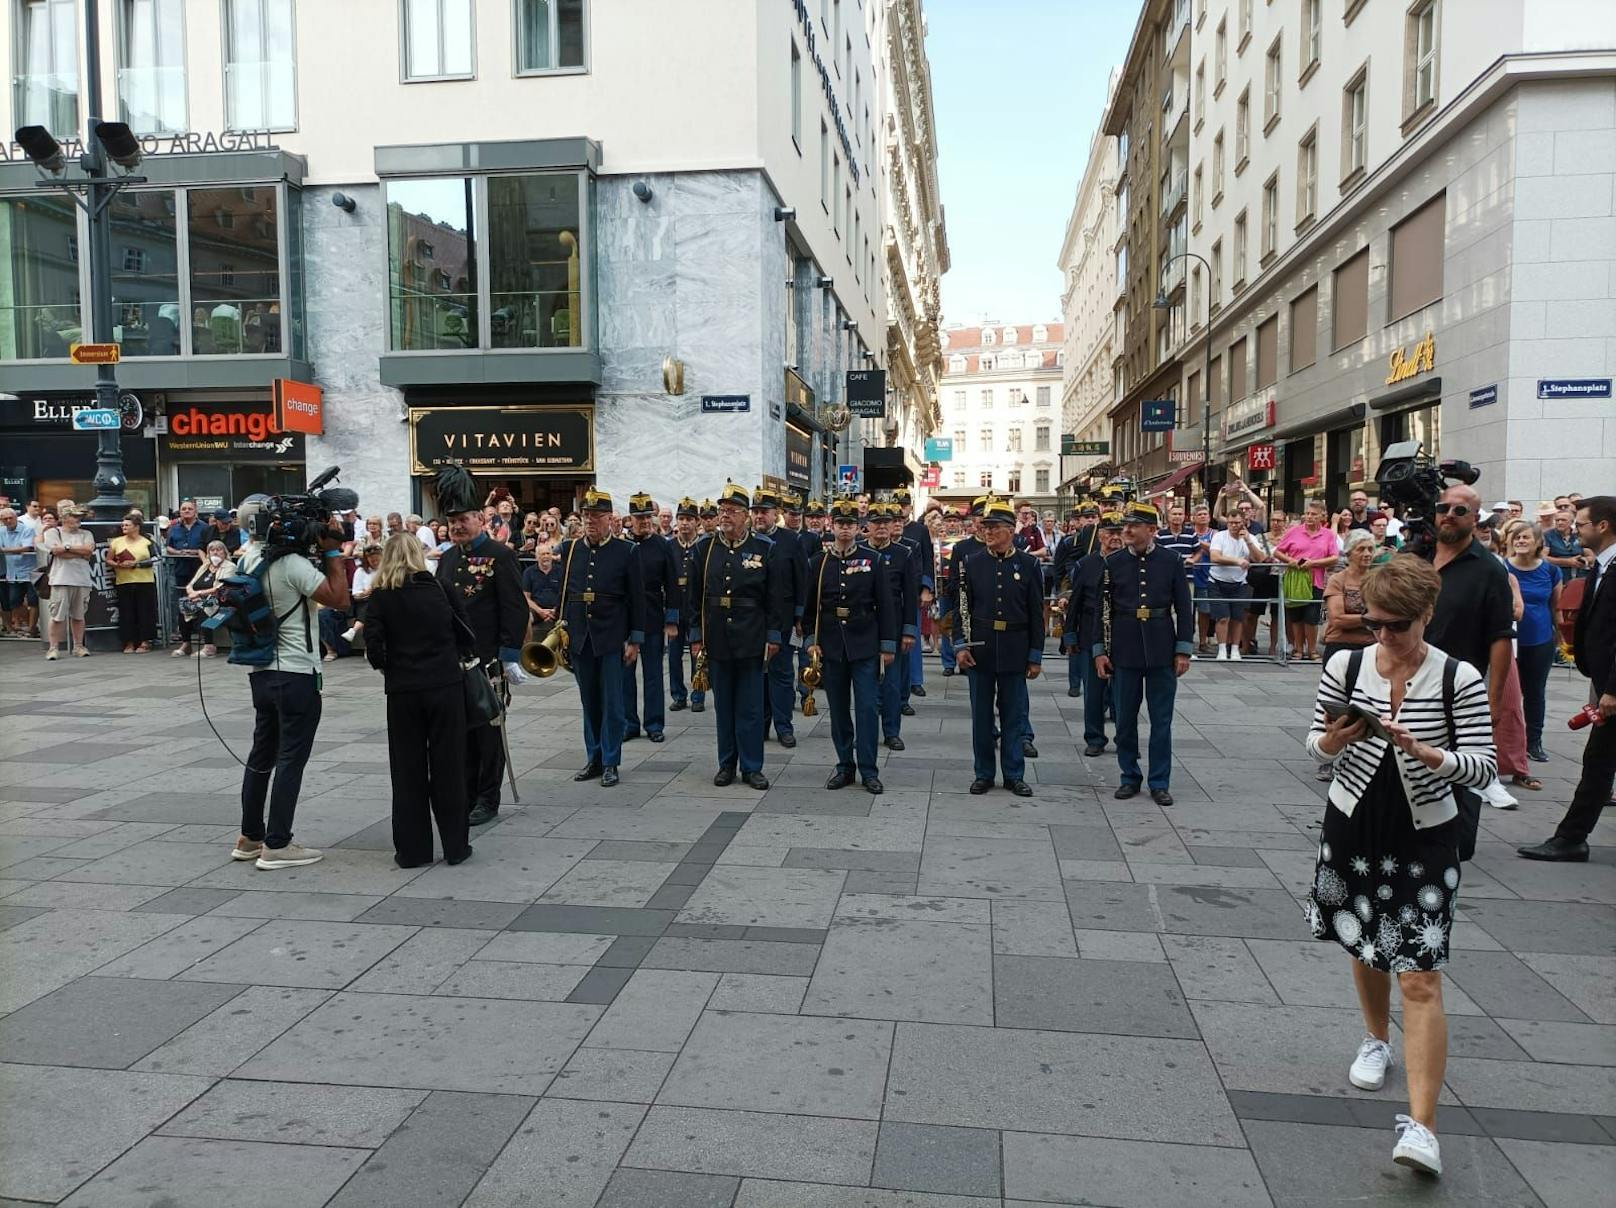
{"left": 457, "top": 556, "right": 495, "bottom": 598}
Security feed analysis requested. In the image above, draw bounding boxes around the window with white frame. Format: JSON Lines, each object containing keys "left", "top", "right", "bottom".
{"left": 1195, "top": 61, "right": 1205, "bottom": 124}
{"left": 14, "top": 0, "right": 80, "bottom": 138}
{"left": 403, "top": 0, "right": 474, "bottom": 80}
{"left": 953, "top": 426, "right": 966, "bottom": 449}
{"left": 978, "top": 427, "right": 993, "bottom": 453}
{"left": 1235, "top": 88, "right": 1251, "bottom": 167}
{"left": 790, "top": 40, "right": 802, "bottom": 147}
{"left": 1008, "top": 387, "right": 1024, "bottom": 406}
{"left": 832, "top": 155, "right": 842, "bottom": 233}
{"left": 980, "top": 388, "right": 994, "bottom": 408}
{"left": 1238, "top": 0, "right": 1252, "bottom": 46}
{"left": 979, "top": 470, "right": 994, "bottom": 489}
{"left": 1343, "top": 67, "right": 1368, "bottom": 178}
{"left": 1261, "top": 174, "right": 1278, "bottom": 258}
{"left": 1001, "top": 326, "right": 1017, "bottom": 344}
{"left": 1032, "top": 324, "right": 1048, "bottom": 342}
{"left": 1212, "top": 132, "right": 1224, "bottom": 200}
{"left": 1036, "top": 385, "right": 1051, "bottom": 406}
{"left": 1034, "top": 423, "right": 1050, "bottom": 451}
{"left": 1035, "top": 467, "right": 1050, "bottom": 494}
{"left": 820, "top": 122, "right": 830, "bottom": 209}
{"left": 1192, "top": 164, "right": 1203, "bottom": 227}
{"left": 1297, "top": 126, "right": 1318, "bottom": 221}
{"left": 1007, "top": 469, "right": 1022, "bottom": 494}
{"left": 980, "top": 354, "right": 995, "bottom": 371}
{"left": 952, "top": 469, "right": 966, "bottom": 488}
{"left": 1233, "top": 211, "right": 1248, "bottom": 285}
{"left": 1408, "top": 0, "right": 1438, "bottom": 115}
{"left": 1302, "top": 0, "right": 1321, "bottom": 71}
{"left": 118, "top": 0, "right": 187, "bottom": 134}
{"left": 1214, "top": 18, "right": 1227, "bottom": 89}
{"left": 224, "top": 0, "right": 297, "bottom": 131}
{"left": 949, "top": 354, "right": 966, "bottom": 372}
{"left": 981, "top": 327, "right": 996, "bottom": 345}
{"left": 1264, "top": 37, "right": 1282, "bottom": 127}
{"left": 515, "top": 0, "right": 586, "bottom": 73}
{"left": 1210, "top": 238, "right": 1223, "bottom": 305}
{"left": 1008, "top": 428, "right": 1022, "bottom": 453}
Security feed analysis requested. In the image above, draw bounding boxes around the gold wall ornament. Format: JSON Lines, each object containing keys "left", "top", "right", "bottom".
{"left": 663, "top": 356, "right": 686, "bottom": 395}
{"left": 1385, "top": 331, "right": 1436, "bottom": 386}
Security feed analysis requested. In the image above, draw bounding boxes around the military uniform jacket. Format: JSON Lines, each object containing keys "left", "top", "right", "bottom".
{"left": 556, "top": 536, "right": 648, "bottom": 656}
{"left": 870, "top": 540, "right": 920, "bottom": 641}
{"left": 1052, "top": 525, "right": 1101, "bottom": 593}
{"left": 803, "top": 542, "right": 898, "bottom": 663}
{"left": 901, "top": 519, "right": 936, "bottom": 592}
{"left": 942, "top": 534, "right": 983, "bottom": 606}
{"left": 799, "top": 528, "right": 828, "bottom": 557}
{"left": 627, "top": 532, "right": 681, "bottom": 627}
{"left": 1060, "top": 549, "right": 1109, "bottom": 652}
{"left": 435, "top": 533, "right": 528, "bottom": 664}
{"left": 759, "top": 525, "right": 809, "bottom": 626}
{"left": 1085, "top": 543, "right": 1194, "bottom": 669}
{"left": 668, "top": 537, "right": 702, "bottom": 627}
{"left": 687, "top": 531, "right": 790, "bottom": 661}
{"left": 957, "top": 546, "right": 1046, "bottom": 674}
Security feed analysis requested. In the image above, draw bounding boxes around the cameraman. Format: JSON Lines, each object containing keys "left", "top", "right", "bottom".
{"left": 232, "top": 495, "right": 351, "bottom": 870}
{"left": 1423, "top": 482, "right": 1515, "bottom": 724}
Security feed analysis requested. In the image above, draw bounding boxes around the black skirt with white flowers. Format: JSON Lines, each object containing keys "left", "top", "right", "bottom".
{"left": 1307, "top": 749, "right": 1461, "bottom": 972}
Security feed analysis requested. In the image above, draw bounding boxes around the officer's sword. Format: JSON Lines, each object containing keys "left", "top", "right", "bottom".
{"left": 494, "top": 672, "right": 521, "bottom": 805}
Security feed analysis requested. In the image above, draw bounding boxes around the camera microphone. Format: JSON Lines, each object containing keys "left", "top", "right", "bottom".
{"left": 322, "top": 487, "right": 360, "bottom": 514}
{"left": 307, "top": 466, "right": 341, "bottom": 492}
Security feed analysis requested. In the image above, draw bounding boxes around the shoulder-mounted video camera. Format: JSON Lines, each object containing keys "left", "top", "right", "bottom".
{"left": 1374, "top": 441, "right": 1478, "bottom": 558}
{"left": 255, "top": 466, "right": 359, "bottom": 561}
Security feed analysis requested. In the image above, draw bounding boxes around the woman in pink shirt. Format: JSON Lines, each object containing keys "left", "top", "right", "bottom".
{"left": 1274, "top": 501, "right": 1341, "bottom": 661}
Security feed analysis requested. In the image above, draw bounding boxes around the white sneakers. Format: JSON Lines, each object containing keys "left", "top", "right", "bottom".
{"left": 1215, "top": 647, "right": 1230, "bottom": 661}
{"left": 1393, "top": 1114, "right": 1442, "bottom": 1176}
{"left": 1213, "top": 645, "right": 1244, "bottom": 662}
{"left": 255, "top": 843, "right": 323, "bottom": 870}
{"left": 1229, "top": 646, "right": 1243, "bottom": 661}
{"left": 1350, "top": 1035, "right": 1394, "bottom": 1089}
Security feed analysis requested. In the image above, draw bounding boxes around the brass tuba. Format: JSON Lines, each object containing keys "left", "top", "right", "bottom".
{"left": 690, "top": 649, "right": 710, "bottom": 693}
{"left": 800, "top": 647, "right": 822, "bottom": 716}
{"left": 520, "top": 622, "right": 571, "bottom": 677}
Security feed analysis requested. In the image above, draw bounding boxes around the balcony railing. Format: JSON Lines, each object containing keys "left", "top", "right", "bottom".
{"left": 1160, "top": 174, "right": 1187, "bottom": 218}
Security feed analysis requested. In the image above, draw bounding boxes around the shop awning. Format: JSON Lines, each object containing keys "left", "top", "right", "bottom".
{"left": 1140, "top": 460, "right": 1205, "bottom": 497}
{"left": 864, "top": 445, "right": 920, "bottom": 490}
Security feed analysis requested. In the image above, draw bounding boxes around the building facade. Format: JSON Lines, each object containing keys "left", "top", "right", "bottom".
{"left": 1057, "top": 73, "right": 1121, "bottom": 496}
{"left": 936, "top": 321, "right": 1065, "bottom": 509}
{"left": 1100, "top": 0, "right": 1616, "bottom": 509}
{"left": 1, "top": 0, "right": 946, "bottom": 517}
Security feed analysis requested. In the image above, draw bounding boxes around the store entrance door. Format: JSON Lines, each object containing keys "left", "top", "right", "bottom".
{"left": 176, "top": 464, "right": 306, "bottom": 514}
{"left": 415, "top": 476, "right": 595, "bottom": 521}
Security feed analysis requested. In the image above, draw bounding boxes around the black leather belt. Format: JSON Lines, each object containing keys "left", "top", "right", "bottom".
{"left": 713, "top": 596, "right": 761, "bottom": 609}
{"left": 833, "top": 606, "right": 872, "bottom": 619}
{"left": 573, "top": 591, "right": 625, "bottom": 604}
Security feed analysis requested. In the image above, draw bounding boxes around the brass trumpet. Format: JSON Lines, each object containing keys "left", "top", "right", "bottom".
{"left": 690, "top": 649, "right": 710, "bottom": 693}
{"left": 520, "top": 622, "right": 571, "bottom": 677}
{"left": 800, "top": 647, "right": 823, "bottom": 717}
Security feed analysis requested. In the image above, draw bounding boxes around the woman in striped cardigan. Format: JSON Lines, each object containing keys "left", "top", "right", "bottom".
{"left": 1306, "top": 555, "right": 1496, "bottom": 1180}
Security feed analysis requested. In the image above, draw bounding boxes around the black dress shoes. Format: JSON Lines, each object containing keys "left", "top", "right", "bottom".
{"left": 1023, "top": 740, "right": 1039, "bottom": 759}
{"left": 573, "top": 763, "right": 603, "bottom": 782}
{"left": 901, "top": 703, "right": 916, "bottom": 716}
{"left": 467, "top": 801, "right": 500, "bottom": 825}
{"left": 601, "top": 766, "right": 621, "bottom": 787}
{"left": 744, "top": 771, "right": 770, "bottom": 790}
{"left": 1114, "top": 783, "right": 1141, "bottom": 800}
{"left": 1067, "top": 688, "right": 1082, "bottom": 698}
{"left": 713, "top": 767, "right": 736, "bottom": 787}
{"left": 446, "top": 846, "right": 472, "bottom": 866}
{"left": 1006, "top": 779, "right": 1033, "bottom": 797}
{"left": 1083, "top": 743, "right": 1107, "bottom": 757}
{"left": 647, "top": 732, "right": 665, "bottom": 743}
{"left": 670, "top": 699, "right": 688, "bottom": 712}
{"left": 1151, "top": 789, "right": 1175, "bottom": 807}
{"left": 691, "top": 700, "right": 706, "bottom": 713}
{"left": 863, "top": 777, "right": 884, "bottom": 795}
{"left": 969, "top": 778, "right": 993, "bottom": 795}
{"left": 1517, "top": 837, "right": 1589, "bottom": 862}
{"left": 778, "top": 732, "right": 797, "bottom": 749}
{"left": 885, "top": 736, "right": 906, "bottom": 751}
{"left": 942, "top": 667, "right": 955, "bottom": 677}
{"left": 911, "top": 685, "right": 927, "bottom": 698}
{"left": 825, "top": 770, "right": 854, "bottom": 790}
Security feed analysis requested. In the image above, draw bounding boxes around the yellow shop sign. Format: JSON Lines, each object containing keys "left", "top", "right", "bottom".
{"left": 1386, "top": 331, "right": 1436, "bottom": 386}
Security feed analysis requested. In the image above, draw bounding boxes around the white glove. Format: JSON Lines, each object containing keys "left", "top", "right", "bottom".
{"left": 503, "top": 660, "right": 530, "bottom": 687}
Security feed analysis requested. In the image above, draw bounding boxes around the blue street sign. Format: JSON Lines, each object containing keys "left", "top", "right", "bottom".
{"left": 1141, "top": 399, "right": 1176, "bottom": 432}
{"left": 71, "top": 409, "right": 120, "bottom": 431}
{"left": 1537, "top": 378, "right": 1611, "bottom": 401}
{"left": 924, "top": 436, "right": 953, "bottom": 461}
{"left": 701, "top": 394, "right": 751, "bottom": 413}
{"left": 1468, "top": 384, "right": 1498, "bottom": 409}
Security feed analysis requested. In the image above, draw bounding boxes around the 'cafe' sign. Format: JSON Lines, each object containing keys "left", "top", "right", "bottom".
{"left": 1385, "top": 331, "right": 1436, "bottom": 387}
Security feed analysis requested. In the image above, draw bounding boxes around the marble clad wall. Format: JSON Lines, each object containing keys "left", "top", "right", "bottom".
{"left": 301, "top": 184, "right": 410, "bottom": 513}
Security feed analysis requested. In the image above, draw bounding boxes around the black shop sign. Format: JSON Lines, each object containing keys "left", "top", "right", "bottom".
{"left": 786, "top": 424, "right": 813, "bottom": 492}
{"left": 846, "top": 369, "right": 886, "bottom": 419}
{"left": 409, "top": 405, "right": 595, "bottom": 475}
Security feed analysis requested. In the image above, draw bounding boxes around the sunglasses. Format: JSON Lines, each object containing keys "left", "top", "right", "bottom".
{"left": 1362, "top": 616, "right": 1416, "bottom": 634}
{"left": 1433, "top": 503, "right": 1471, "bottom": 516}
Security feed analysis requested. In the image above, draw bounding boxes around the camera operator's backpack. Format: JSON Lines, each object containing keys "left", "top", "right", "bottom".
{"left": 201, "top": 556, "right": 311, "bottom": 668}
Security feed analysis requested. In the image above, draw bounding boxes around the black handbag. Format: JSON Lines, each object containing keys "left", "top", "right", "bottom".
{"left": 439, "top": 579, "right": 503, "bottom": 730}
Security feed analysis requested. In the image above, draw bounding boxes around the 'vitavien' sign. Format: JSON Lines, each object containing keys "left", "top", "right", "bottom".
{"left": 409, "top": 406, "right": 594, "bottom": 475}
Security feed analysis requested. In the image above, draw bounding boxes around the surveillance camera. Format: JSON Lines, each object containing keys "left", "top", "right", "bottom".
{"left": 331, "top": 192, "right": 356, "bottom": 213}
{"left": 632, "top": 181, "right": 654, "bottom": 203}
{"left": 774, "top": 206, "right": 796, "bottom": 222}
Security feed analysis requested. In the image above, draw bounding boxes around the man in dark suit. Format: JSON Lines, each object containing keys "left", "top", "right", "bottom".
{"left": 893, "top": 488, "right": 935, "bottom": 700}
{"left": 622, "top": 492, "right": 680, "bottom": 744}
{"left": 1053, "top": 503, "right": 1101, "bottom": 697}
{"left": 939, "top": 495, "right": 989, "bottom": 677}
{"left": 690, "top": 484, "right": 791, "bottom": 788}
{"left": 868, "top": 502, "right": 920, "bottom": 750}
{"left": 804, "top": 498, "right": 898, "bottom": 793}
{"left": 1063, "top": 511, "right": 1123, "bottom": 756}
{"left": 557, "top": 489, "right": 646, "bottom": 787}
{"left": 667, "top": 498, "right": 703, "bottom": 712}
{"left": 1087, "top": 501, "right": 1194, "bottom": 807}
{"left": 752, "top": 486, "right": 807, "bottom": 747}
{"left": 1519, "top": 495, "right": 1616, "bottom": 861}
{"left": 954, "top": 498, "right": 1045, "bottom": 797}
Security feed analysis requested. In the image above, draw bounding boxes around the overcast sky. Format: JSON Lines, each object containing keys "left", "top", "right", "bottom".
{"left": 925, "top": 0, "right": 1138, "bottom": 326}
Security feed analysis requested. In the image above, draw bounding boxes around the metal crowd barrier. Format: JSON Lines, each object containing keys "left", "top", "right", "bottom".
{"left": 1185, "top": 568, "right": 1295, "bottom": 666}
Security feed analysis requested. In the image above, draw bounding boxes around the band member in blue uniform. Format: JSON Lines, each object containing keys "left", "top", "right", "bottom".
{"left": 939, "top": 495, "right": 990, "bottom": 677}
{"left": 1086, "top": 501, "right": 1194, "bottom": 806}
{"left": 802, "top": 498, "right": 829, "bottom": 554}
{"left": 751, "top": 485, "right": 807, "bottom": 746}
{"left": 667, "top": 497, "right": 702, "bottom": 713}
{"left": 868, "top": 502, "right": 920, "bottom": 749}
{"left": 954, "top": 498, "right": 1045, "bottom": 796}
{"left": 622, "top": 492, "right": 680, "bottom": 743}
{"left": 1053, "top": 503, "right": 1099, "bottom": 698}
{"left": 697, "top": 498, "right": 719, "bottom": 538}
{"left": 783, "top": 492, "right": 815, "bottom": 711}
{"left": 804, "top": 499, "right": 898, "bottom": 793}
{"left": 892, "top": 487, "right": 935, "bottom": 699}
{"left": 558, "top": 488, "right": 647, "bottom": 788}
{"left": 434, "top": 465, "right": 528, "bottom": 826}
{"left": 1062, "top": 510, "right": 1123, "bottom": 756}
{"left": 689, "top": 483, "right": 791, "bottom": 788}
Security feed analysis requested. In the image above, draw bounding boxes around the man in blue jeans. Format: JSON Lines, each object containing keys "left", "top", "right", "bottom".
{"left": 1088, "top": 501, "right": 1193, "bottom": 807}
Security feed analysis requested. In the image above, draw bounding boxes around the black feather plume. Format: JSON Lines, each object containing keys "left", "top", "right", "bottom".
{"left": 435, "top": 463, "right": 480, "bottom": 516}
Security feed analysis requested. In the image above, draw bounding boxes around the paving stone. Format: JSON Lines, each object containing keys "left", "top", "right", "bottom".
{"left": 585, "top": 968, "right": 718, "bottom": 1051}
{"left": 843, "top": 870, "right": 921, "bottom": 894}
{"left": 51, "top": 839, "right": 237, "bottom": 886}
{"left": 1443, "top": 950, "right": 1594, "bottom": 1022}
{"left": 1058, "top": 880, "right": 1162, "bottom": 933}
{"left": 131, "top": 986, "right": 334, "bottom": 1077}
{"left": 1244, "top": 1119, "right": 1542, "bottom": 1207}
{"left": 353, "top": 896, "right": 526, "bottom": 929}
{"left": 833, "top": 893, "right": 991, "bottom": 925}
{"left": 804, "top": 918, "right": 993, "bottom": 1024}
{"left": 679, "top": 865, "right": 846, "bottom": 928}
{"left": 347, "top": 927, "right": 497, "bottom": 994}
{"left": 248, "top": 991, "right": 599, "bottom": 1096}
{"left": 1186, "top": 844, "right": 1270, "bottom": 868}
{"left": 130, "top": 887, "right": 246, "bottom": 915}
{"left": 0, "top": 907, "right": 190, "bottom": 1014}
{"left": 507, "top": 903, "right": 677, "bottom": 936}
{"left": 660, "top": 1010, "right": 892, "bottom": 1119}
{"left": 1444, "top": 1056, "right": 1616, "bottom": 1115}
{"left": 1472, "top": 1107, "right": 1616, "bottom": 1146}
{"left": 586, "top": 840, "right": 694, "bottom": 862}
{"left": 736, "top": 1184, "right": 998, "bottom": 1208}
{"left": 0, "top": 879, "right": 174, "bottom": 911}
{"left": 436, "top": 960, "right": 595, "bottom": 1001}
{"left": 540, "top": 858, "right": 679, "bottom": 907}
{"left": 159, "top": 1080, "right": 427, "bottom": 1146}
{"left": 1152, "top": 884, "right": 1313, "bottom": 939}
{"left": 1496, "top": 1139, "right": 1615, "bottom": 1208}
{"left": 783, "top": 847, "right": 922, "bottom": 872}
{"left": 1517, "top": 953, "right": 1616, "bottom": 1024}
{"left": 597, "top": 1168, "right": 741, "bottom": 1208}
{"left": 884, "top": 1021, "right": 1243, "bottom": 1145}
{"left": 990, "top": 899, "right": 1078, "bottom": 957}
{"left": 1458, "top": 900, "right": 1616, "bottom": 957}
{"left": 464, "top": 1098, "right": 646, "bottom": 1208}
{"left": 549, "top": 1047, "right": 677, "bottom": 1103}
{"left": 667, "top": 922, "right": 750, "bottom": 939}
{"left": 1162, "top": 935, "right": 1282, "bottom": 1004}
{"left": 871, "top": 1122, "right": 1001, "bottom": 1198}
{"left": 565, "top": 966, "right": 637, "bottom": 1004}
{"left": 596, "top": 934, "right": 660, "bottom": 966}
{"left": 401, "top": 836, "right": 594, "bottom": 902}
{"left": 1070, "top": 928, "right": 1167, "bottom": 962}
{"left": 1048, "top": 823, "right": 1124, "bottom": 861}
{"left": 1496, "top": 1017, "right": 1616, "bottom": 1066}
{"left": 328, "top": 1090, "right": 535, "bottom": 1208}
{"left": 709, "top": 973, "right": 809, "bottom": 1014}
{"left": 0, "top": 904, "right": 48, "bottom": 932}
{"left": 0, "top": 976, "right": 244, "bottom": 1069}
{"left": 624, "top": 1105, "right": 879, "bottom": 1185}
{"left": 176, "top": 919, "right": 417, "bottom": 989}
{"left": 641, "top": 936, "right": 821, "bottom": 975}
{"left": 0, "top": 1063, "right": 213, "bottom": 1202}
{"left": 918, "top": 833, "right": 1064, "bottom": 900}
{"left": 647, "top": 882, "right": 701, "bottom": 908}
{"left": 201, "top": 890, "right": 384, "bottom": 922}
{"left": 57, "top": 1135, "right": 369, "bottom": 1208}
{"left": 994, "top": 955, "right": 1199, "bottom": 1038}
{"left": 90, "top": 915, "right": 266, "bottom": 979}
{"left": 1001, "top": 1130, "right": 1272, "bottom": 1207}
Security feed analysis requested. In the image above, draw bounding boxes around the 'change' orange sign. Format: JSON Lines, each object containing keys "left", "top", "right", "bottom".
{"left": 274, "top": 378, "right": 324, "bottom": 435}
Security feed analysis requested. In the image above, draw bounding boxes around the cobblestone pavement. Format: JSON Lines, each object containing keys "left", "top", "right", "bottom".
{"left": 0, "top": 640, "right": 1611, "bottom": 1207}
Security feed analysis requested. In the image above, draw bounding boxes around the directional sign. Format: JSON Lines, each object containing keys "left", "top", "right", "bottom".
{"left": 701, "top": 394, "right": 751, "bottom": 413}
{"left": 71, "top": 409, "right": 121, "bottom": 431}
{"left": 70, "top": 343, "right": 120, "bottom": 365}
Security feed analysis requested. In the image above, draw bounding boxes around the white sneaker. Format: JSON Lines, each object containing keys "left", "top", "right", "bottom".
{"left": 1392, "top": 1114, "right": 1442, "bottom": 1176}
{"left": 44, "top": 648, "right": 57, "bottom": 661}
{"left": 1216, "top": 647, "right": 1230, "bottom": 661}
{"left": 1481, "top": 778, "right": 1518, "bottom": 810}
{"left": 255, "top": 843, "right": 323, "bottom": 870}
{"left": 340, "top": 627, "right": 358, "bottom": 644}
{"left": 1229, "top": 647, "right": 1243, "bottom": 661}
{"left": 1349, "top": 1036, "right": 1394, "bottom": 1090}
